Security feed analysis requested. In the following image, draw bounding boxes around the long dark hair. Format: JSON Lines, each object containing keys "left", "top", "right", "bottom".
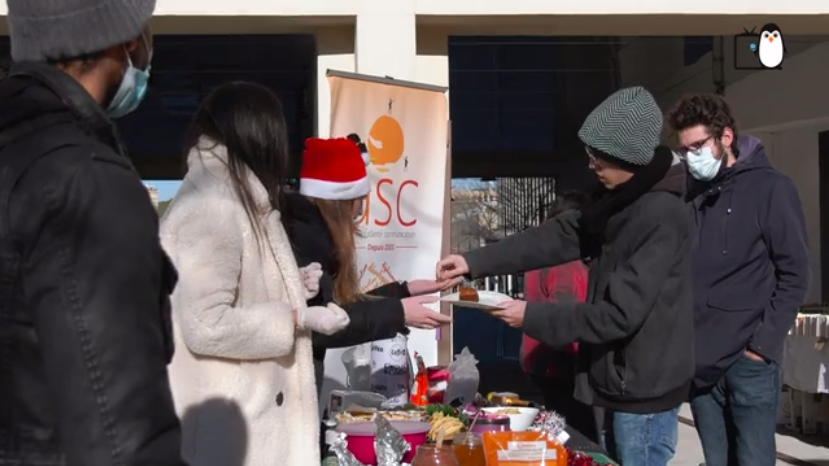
{"left": 186, "top": 82, "right": 290, "bottom": 243}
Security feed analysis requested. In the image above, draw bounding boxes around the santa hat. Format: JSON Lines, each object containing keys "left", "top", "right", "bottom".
{"left": 300, "top": 137, "right": 370, "bottom": 200}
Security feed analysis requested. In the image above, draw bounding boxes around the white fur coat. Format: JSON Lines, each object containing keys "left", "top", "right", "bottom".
{"left": 161, "top": 142, "right": 322, "bottom": 466}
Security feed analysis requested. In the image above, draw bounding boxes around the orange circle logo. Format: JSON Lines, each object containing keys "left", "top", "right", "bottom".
{"left": 368, "top": 115, "right": 404, "bottom": 172}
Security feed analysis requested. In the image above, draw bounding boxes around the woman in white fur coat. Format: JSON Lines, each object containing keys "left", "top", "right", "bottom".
{"left": 160, "top": 82, "right": 350, "bottom": 466}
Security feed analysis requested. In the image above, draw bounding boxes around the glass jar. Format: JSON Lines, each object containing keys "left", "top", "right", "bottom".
{"left": 411, "top": 445, "right": 460, "bottom": 466}
{"left": 453, "top": 432, "right": 486, "bottom": 466}
{"left": 469, "top": 416, "right": 511, "bottom": 435}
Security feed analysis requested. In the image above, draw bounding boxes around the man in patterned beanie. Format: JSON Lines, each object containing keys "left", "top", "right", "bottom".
{"left": 0, "top": 1, "right": 185, "bottom": 465}
{"left": 578, "top": 86, "right": 664, "bottom": 188}
{"left": 437, "top": 86, "right": 694, "bottom": 466}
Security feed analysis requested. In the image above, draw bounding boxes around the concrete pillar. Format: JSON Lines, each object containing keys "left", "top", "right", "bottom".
{"left": 415, "top": 27, "right": 450, "bottom": 88}
{"left": 354, "top": 0, "right": 417, "bottom": 80}
{"left": 316, "top": 26, "right": 356, "bottom": 138}
{"left": 316, "top": 17, "right": 449, "bottom": 136}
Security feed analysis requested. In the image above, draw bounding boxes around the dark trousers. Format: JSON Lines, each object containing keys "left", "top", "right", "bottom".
{"left": 529, "top": 374, "right": 603, "bottom": 444}
{"left": 690, "top": 354, "right": 782, "bottom": 466}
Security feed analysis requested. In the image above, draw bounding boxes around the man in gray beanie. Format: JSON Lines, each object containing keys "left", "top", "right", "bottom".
{"left": 0, "top": 2, "right": 185, "bottom": 466}
{"left": 437, "top": 86, "right": 694, "bottom": 466}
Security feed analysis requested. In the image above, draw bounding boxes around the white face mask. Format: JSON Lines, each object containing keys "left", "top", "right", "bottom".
{"left": 107, "top": 35, "right": 153, "bottom": 119}
{"left": 686, "top": 146, "right": 723, "bottom": 181}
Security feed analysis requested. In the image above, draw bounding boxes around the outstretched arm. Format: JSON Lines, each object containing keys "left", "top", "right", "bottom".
{"left": 368, "top": 281, "right": 411, "bottom": 299}
{"left": 312, "top": 296, "right": 406, "bottom": 349}
{"left": 463, "top": 209, "right": 583, "bottom": 279}
{"left": 524, "top": 220, "right": 686, "bottom": 347}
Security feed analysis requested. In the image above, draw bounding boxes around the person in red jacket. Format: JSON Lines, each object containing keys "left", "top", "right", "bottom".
{"left": 519, "top": 190, "right": 599, "bottom": 441}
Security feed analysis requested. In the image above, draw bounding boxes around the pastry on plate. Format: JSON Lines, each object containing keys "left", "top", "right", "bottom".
{"left": 458, "top": 286, "right": 479, "bottom": 302}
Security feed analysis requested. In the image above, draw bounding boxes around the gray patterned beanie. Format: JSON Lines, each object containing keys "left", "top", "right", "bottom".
{"left": 578, "top": 86, "right": 663, "bottom": 166}
{"left": 7, "top": 0, "right": 156, "bottom": 62}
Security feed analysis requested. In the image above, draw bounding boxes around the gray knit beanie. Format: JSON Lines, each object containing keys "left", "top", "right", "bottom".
{"left": 578, "top": 86, "right": 663, "bottom": 166}
{"left": 7, "top": 0, "right": 156, "bottom": 62}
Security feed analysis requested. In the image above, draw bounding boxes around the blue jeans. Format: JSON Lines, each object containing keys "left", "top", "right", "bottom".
{"left": 690, "top": 354, "right": 781, "bottom": 466}
{"left": 606, "top": 407, "right": 680, "bottom": 466}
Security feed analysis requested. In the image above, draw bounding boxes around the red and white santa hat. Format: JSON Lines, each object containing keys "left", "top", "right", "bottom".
{"left": 299, "top": 137, "right": 370, "bottom": 200}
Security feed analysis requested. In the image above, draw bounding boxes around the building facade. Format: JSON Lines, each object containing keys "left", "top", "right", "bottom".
{"left": 145, "top": 184, "right": 160, "bottom": 209}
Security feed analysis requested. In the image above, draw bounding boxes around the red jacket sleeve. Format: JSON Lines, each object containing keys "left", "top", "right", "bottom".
{"left": 543, "top": 261, "right": 589, "bottom": 353}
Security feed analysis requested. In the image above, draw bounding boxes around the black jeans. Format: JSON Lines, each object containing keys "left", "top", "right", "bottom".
{"left": 529, "top": 374, "right": 603, "bottom": 444}
{"left": 690, "top": 354, "right": 782, "bottom": 466}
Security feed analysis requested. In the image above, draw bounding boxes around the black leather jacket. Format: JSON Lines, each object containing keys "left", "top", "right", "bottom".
{"left": 0, "top": 63, "right": 185, "bottom": 465}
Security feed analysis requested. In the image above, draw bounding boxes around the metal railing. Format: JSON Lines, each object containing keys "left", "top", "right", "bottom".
{"left": 450, "top": 176, "right": 556, "bottom": 297}
{"left": 493, "top": 176, "right": 556, "bottom": 298}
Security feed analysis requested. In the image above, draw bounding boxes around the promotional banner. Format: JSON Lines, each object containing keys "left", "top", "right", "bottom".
{"left": 321, "top": 70, "right": 449, "bottom": 409}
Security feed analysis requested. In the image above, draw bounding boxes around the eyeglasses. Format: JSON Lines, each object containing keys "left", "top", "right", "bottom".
{"left": 677, "top": 135, "right": 714, "bottom": 158}
{"left": 585, "top": 146, "right": 597, "bottom": 163}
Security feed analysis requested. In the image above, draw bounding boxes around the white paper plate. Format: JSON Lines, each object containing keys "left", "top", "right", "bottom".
{"left": 440, "top": 290, "right": 513, "bottom": 311}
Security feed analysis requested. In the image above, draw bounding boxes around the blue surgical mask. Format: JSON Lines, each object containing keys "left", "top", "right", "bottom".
{"left": 107, "top": 38, "right": 152, "bottom": 119}
{"left": 686, "top": 146, "right": 723, "bottom": 181}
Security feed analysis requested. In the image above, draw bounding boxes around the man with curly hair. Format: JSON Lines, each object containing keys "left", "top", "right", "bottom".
{"left": 666, "top": 94, "right": 810, "bottom": 466}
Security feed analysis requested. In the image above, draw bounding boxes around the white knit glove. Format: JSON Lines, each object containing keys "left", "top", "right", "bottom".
{"left": 299, "top": 262, "right": 323, "bottom": 300}
{"left": 299, "top": 303, "right": 350, "bottom": 336}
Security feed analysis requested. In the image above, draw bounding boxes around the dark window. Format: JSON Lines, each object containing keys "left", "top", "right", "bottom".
{"left": 683, "top": 36, "right": 714, "bottom": 66}
{"left": 0, "top": 35, "right": 316, "bottom": 177}
{"left": 449, "top": 36, "right": 559, "bottom": 153}
{"left": 118, "top": 35, "right": 316, "bottom": 176}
